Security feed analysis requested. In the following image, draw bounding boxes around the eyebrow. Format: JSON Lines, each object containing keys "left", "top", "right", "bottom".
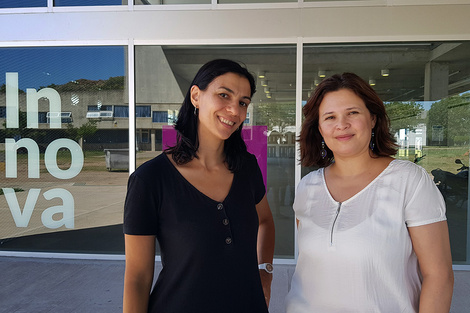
{"left": 321, "top": 106, "right": 361, "bottom": 116}
{"left": 220, "top": 86, "right": 251, "bottom": 102}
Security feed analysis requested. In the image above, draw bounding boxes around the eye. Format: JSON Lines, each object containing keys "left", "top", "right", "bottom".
{"left": 219, "top": 93, "right": 228, "bottom": 98}
{"left": 239, "top": 101, "right": 250, "bottom": 107}
{"left": 324, "top": 116, "right": 334, "bottom": 120}
{"left": 348, "top": 111, "right": 359, "bottom": 115}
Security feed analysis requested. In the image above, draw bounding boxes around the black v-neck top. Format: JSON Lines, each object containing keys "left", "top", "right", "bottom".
{"left": 123, "top": 153, "right": 268, "bottom": 313}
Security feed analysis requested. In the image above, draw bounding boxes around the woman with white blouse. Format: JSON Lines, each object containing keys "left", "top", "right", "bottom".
{"left": 286, "top": 72, "right": 454, "bottom": 313}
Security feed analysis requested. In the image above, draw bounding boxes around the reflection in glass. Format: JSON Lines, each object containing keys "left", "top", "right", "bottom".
{"left": 135, "top": 0, "right": 210, "bottom": 4}
{"left": 54, "top": 0, "right": 122, "bottom": 6}
{"left": 0, "top": 0, "right": 47, "bottom": 9}
{"left": 0, "top": 46, "right": 127, "bottom": 254}
{"left": 219, "top": 0, "right": 295, "bottom": 3}
{"left": 0, "top": 0, "right": 46, "bottom": 8}
{"left": 134, "top": 45, "right": 296, "bottom": 258}
{"left": 303, "top": 42, "right": 470, "bottom": 264}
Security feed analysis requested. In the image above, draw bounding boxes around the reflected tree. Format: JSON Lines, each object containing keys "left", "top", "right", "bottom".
{"left": 385, "top": 101, "right": 424, "bottom": 136}
{"left": 427, "top": 93, "right": 470, "bottom": 146}
{"left": 254, "top": 101, "right": 295, "bottom": 132}
{"left": 65, "top": 119, "right": 98, "bottom": 149}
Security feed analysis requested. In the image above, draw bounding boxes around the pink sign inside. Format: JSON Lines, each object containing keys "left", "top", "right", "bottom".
{"left": 162, "top": 125, "right": 268, "bottom": 186}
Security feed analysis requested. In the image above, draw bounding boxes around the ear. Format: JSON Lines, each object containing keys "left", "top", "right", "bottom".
{"left": 190, "top": 85, "right": 200, "bottom": 108}
{"left": 371, "top": 114, "right": 377, "bottom": 129}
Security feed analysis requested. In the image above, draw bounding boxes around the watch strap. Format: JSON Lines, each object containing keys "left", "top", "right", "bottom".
{"left": 258, "top": 262, "right": 274, "bottom": 273}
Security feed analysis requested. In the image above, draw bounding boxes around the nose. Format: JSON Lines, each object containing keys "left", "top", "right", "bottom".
{"left": 226, "top": 100, "right": 241, "bottom": 116}
{"left": 336, "top": 116, "right": 350, "bottom": 130}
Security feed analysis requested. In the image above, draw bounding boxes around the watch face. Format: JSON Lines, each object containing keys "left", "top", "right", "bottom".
{"left": 266, "top": 263, "right": 274, "bottom": 273}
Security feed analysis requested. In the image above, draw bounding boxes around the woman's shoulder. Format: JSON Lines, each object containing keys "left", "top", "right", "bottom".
{"left": 385, "top": 159, "right": 430, "bottom": 183}
{"left": 239, "top": 151, "right": 259, "bottom": 170}
{"left": 132, "top": 153, "right": 171, "bottom": 180}
{"left": 298, "top": 167, "right": 323, "bottom": 187}
{"left": 388, "top": 159, "right": 426, "bottom": 174}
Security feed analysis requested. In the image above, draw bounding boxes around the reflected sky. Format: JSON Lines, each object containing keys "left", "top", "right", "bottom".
{"left": 0, "top": 0, "right": 46, "bottom": 8}
{"left": 54, "top": 0, "right": 122, "bottom": 6}
{"left": 0, "top": 46, "right": 125, "bottom": 90}
{"left": 0, "top": 0, "right": 122, "bottom": 8}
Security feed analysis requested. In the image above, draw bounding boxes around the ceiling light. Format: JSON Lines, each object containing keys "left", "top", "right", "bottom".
{"left": 261, "top": 80, "right": 268, "bottom": 87}
{"left": 266, "top": 93, "right": 272, "bottom": 99}
{"left": 258, "top": 71, "right": 265, "bottom": 79}
{"left": 314, "top": 79, "right": 320, "bottom": 86}
{"left": 318, "top": 70, "right": 326, "bottom": 78}
{"left": 264, "top": 87, "right": 270, "bottom": 93}
{"left": 369, "top": 78, "right": 376, "bottom": 86}
{"left": 381, "top": 69, "right": 390, "bottom": 77}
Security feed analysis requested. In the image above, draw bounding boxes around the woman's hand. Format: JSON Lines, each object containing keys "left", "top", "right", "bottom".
{"left": 259, "top": 268, "right": 273, "bottom": 306}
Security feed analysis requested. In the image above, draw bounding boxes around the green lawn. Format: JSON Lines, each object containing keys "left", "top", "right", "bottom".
{"left": 396, "top": 146, "right": 469, "bottom": 174}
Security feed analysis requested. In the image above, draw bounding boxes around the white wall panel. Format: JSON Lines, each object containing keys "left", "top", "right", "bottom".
{"left": 1, "top": 4, "right": 469, "bottom": 44}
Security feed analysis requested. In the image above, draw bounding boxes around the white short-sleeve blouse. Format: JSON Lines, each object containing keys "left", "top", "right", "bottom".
{"left": 286, "top": 159, "right": 446, "bottom": 313}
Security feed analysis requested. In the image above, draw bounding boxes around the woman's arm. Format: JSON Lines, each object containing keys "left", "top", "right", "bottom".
{"left": 408, "top": 221, "right": 454, "bottom": 313}
{"left": 123, "top": 234, "right": 156, "bottom": 313}
{"left": 256, "top": 194, "right": 275, "bottom": 307}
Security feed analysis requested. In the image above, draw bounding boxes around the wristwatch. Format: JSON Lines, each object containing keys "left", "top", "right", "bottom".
{"left": 258, "top": 263, "right": 274, "bottom": 274}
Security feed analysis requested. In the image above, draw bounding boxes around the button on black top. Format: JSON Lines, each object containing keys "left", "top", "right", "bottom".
{"left": 222, "top": 218, "right": 229, "bottom": 226}
{"left": 217, "top": 203, "right": 223, "bottom": 210}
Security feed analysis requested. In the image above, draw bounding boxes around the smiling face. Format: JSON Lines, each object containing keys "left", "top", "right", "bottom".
{"left": 318, "top": 88, "right": 376, "bottom": 159}
{"left": 191, "top": 72, "right": 252, "bottom": 143}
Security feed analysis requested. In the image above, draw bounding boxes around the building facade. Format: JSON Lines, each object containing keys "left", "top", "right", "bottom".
{"left": 1, "top": 0, "right": 470, "bottom": 268}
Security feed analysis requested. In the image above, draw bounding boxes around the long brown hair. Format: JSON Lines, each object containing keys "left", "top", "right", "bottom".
{"left": 299, "top": 72, "right": 398, "bottom": 167}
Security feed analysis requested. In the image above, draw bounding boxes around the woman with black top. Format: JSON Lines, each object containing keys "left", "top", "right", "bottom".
{"left": 123, "top": 59, "right": 275, "bottom": 313}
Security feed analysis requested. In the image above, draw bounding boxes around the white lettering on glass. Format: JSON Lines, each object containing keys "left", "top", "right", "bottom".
{"left": 5, "top": 138, "right": 40, "bottom": 178}
{"left": 45, "top": 139, "right": 84, "bottom": 179}
{"left": 3, "top": 188, "right": 41, "bottom": 228}
{"left": 42, "top": 189, "right": 75, "bottom": 229}
{"left": 6, "top": 72, "right": 19, "bottom": 128}
{"left": 26, "top": 88, "right": 61, "bottom": 128}
{"left": 6, "top": 72, "right": 62, "bottom": 129}
{"left": 4, "top": 72, "right": 82, "bottom": 229}
{"left": 2, "top": 188, "right": 75, "bottom": 229}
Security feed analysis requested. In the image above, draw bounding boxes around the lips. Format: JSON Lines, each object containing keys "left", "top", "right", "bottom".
{"left": 335, "top": 134, "right": 354, "bottom": 141}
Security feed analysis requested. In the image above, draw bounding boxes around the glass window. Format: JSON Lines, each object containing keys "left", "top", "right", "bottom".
{"left": 219, "top": 0, "right": 295, "bottom": 3}
{"left": 38, "top": 112, "right": 47, "bottom": 124}
{"left": 135, "top": 0, "right": 210, "bottom": 5}
{"left": 152, "top": 111, "right": 168, "bottom": 123}
{"left": 87, "top": 105, "right": 112, "bottom": 112}
{"left": 140, "top": 130, "right": 150, "bottom": 143}
{"left": 303, "top": 41, "right": 470, "bottom": 265}
{"left": 136, "top": 106, "right": 151, "bottom": 118}
{"left": 0, "top": 46, "right": 127, "bottom": 255}
{"left": 114, "top": 105, "right": 129, "bottom": 117}
{"left": 136, "top": 44, "right": 296, "bottom": 259}
{"left": 0, "top": 0, "right": 46, "bottom": 8}
{"left": 305, "top": 0, "right": 374, "bottom": 1}
{"left": 54, "top": 0, "right": 123, "bottom": 6}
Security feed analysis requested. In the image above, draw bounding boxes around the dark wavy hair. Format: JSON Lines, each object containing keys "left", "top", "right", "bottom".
{"left": 299, "top": 72, "right": 398, "bottom": 168}
{"left": 165, "top": 59, "right": 256, "bottom": 172}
